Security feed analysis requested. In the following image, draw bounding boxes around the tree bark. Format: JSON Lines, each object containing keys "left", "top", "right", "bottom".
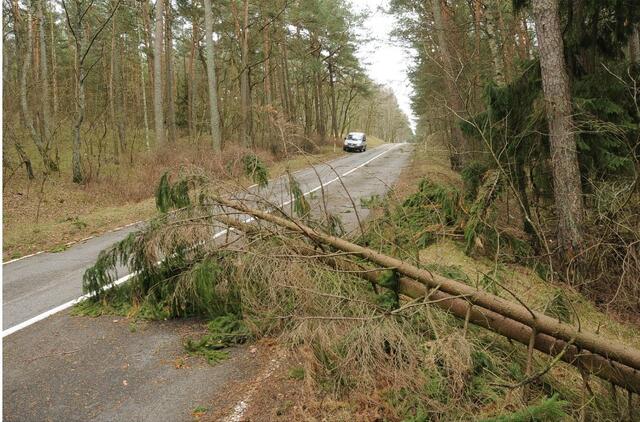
{"left": 37, "top": 0, "right": 52, "bottom": 147}
{"left": 137, "top": 17, "right": 150, "bottom": 150}
{"left": 165, "top": 2, "right": 176, "bottom": 143}
{"left": 328, "top": 60, "right": 338, "bottom": 140}
{"left": 630, "top": 24, "right": 640, "bottom": 64}
{"left": 49, "top": 2, "right": 58, "bottom": 118}
{"left": 240, "top": 0, "right": 251, "bottom": 147}
{"left": 153, "top": 0, "right": 165, "bottom": 145}
{"left": 70, "top": 1, "right": 85, "bottom": 183}
{"left": 485, "top": 0, "right": 505, "bottom": 85}
{"left": 532, "top": 0, "right": 584, "bottom": 260}
{"left": 430, "top": 0, "right": 466, "bottom": 169}
{"left": 187, "top": 23, "right": 196, "bottom": 141}
{"left": 142, "top": 0, "right": 154, "bottom": 90}
{"left": 203, "top": 0, "right": 221, "bottom": 150}
{"left": 109, "top": 17, "right": 119, "bottom": 160}
{"left": 19, "top": 0, "right": 56, "bottom": 172}
{"left": 14, "top": 139, "right": 35, "bottom": 180}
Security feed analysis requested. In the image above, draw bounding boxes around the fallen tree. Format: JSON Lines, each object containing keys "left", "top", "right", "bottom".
{"left": 212, "top": 197, "right": 640, "bottom": 395}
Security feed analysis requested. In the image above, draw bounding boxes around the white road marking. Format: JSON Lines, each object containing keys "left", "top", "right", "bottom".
{"left": 225, "top": 355, "right": 284, "bottom": 422}
{"left": 2, "top": 143, "right": 405, "bottom": 337}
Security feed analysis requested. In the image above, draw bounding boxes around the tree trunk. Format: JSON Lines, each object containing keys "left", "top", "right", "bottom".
{"left": 49, "top": 2, "right": 58, "bottom": 118}
{"left": 485, "top": 0, "right": 505, "bottom": 84}
{"left": 431, "top": 0, "right": 466, "bottom": 169}
{"left": 216, "top": 197, "right": 640, "bottom": 376}
{"left": 281, "top": 32, "right": 293, "bottom": 119}
{"left": 165, "top": 3, "right": 176, "bottom": 143}
{"left": 203, "top": 0, "right": 221, "bottom": 150}
{"left": 109, "top": 18, "right": 119, "bottom": 160}
{"left": 473, "top": 0, "right": 482, "bottom": 53}
{"left": 532, "top": 0, "right": 584, "bottom": 261}
{"left": 187, "top": 23, "right": 196, "bottom": 141}
{"left": 142, "top": 0, "right": 154, "bottom": 90}
{"left": 153, "top": 0, "right": 165, "bottom": 145}
{"left": 217, "top": 214, "right": 640, "bottom": 394}
{"left": 262, "top": 15, "right": 272, "bottom": 106}
{"left": 37, "top": 0, "right": 51, "bottom": 147}
{"left": 328, "top": 60, "right": 338, "bottom": 140}
{"left": 14, "top": 139, "right": 35, "bottom": 180}
{"left": 71, "top": 3, "right": 85, "bottom": 183}
{"left": 137, "top": 18, "right": 150, "bottom": 150}
{"left": 20, "top": 0, "right": 56, "bottom": 172}
{"left": 630, "top": 24, "right": 640, "bottom": 64}
{"left": 240, "top": 0, "right": 251, "bottom": 147}
{"left": 517, "top": 16, "right": 531, "bottom": 60}
{"left": 116, "top": 32, "right": 126, "bottom": 153}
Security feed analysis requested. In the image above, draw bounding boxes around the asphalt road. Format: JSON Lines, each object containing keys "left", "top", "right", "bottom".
{"left": 3, "top": 143, "right": 413, "bottom": 421}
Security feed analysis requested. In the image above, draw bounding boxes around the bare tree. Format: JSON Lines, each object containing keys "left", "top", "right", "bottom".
{"left": 62, "top": 0, "right": 120, "bottom": 183}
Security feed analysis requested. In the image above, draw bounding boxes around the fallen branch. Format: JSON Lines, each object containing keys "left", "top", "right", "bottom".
{"left": 212, "top": 197, "right": 640, "bottom": 391}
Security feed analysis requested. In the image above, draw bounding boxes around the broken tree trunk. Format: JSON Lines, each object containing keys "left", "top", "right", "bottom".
{"left": 334, "top": 259, "right": 640, "bottom": 395}
{"left": 212, "top": 197, "right": 640, "bottom": 375}
{"left": 214, "top": 212, "right": 640, "bottom": 393}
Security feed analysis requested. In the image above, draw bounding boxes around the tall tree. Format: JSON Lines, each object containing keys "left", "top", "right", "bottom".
{"left": 37, "top": 0, "right": 52, "bottom": 148}
{"left": 203, "top": 0, "right": 221, "bottom": 150}
{"left": 19, "top": 0, "right": 56, "bottom": 171}
{"left": 532, "top": 0, "right": 584, "bottom": 259}
{"left": 165, "top": 1, "right": 176, "bottom": 143}
{"left": 153, "top": 0, "right": 165, "bottom": 145}
{"left": 430, "top": 0, "right": 466, "bottom": 169}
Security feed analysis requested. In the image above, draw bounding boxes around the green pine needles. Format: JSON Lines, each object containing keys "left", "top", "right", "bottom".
{"left": 287, "top": 171, "right": 310, "bottom": 218}
{"left": 242, "top": 153, "right": 269, "bottom": 188}
{"left": 155, "top": 172, "right": 192, "bottom": 213}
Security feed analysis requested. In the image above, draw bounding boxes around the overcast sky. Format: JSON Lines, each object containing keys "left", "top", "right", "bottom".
{"left": 350, "top": 0, "right": 416, "bottom": 131}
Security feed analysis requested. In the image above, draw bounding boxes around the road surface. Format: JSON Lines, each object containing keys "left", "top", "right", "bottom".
{"left": 3, "top": 143, "right": 413, "bottom": 421}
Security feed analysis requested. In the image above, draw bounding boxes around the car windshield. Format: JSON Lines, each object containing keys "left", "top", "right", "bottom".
{"left": 347, "top": 133, "right": 363, "bottom": 140}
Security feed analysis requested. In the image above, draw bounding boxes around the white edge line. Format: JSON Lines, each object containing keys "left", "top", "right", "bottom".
{"left": 2, "top": 143, "right": 405, "bottom": 337}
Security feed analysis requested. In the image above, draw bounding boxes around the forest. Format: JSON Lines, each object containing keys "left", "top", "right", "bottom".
{"left": 3, "top": 0, "right": 640, "bottom": 421}
{"left": 391, "top": 0, "right": 640, "bottom": 313}
{"left": 2, "top": 0, "right": 411, "bottom": 258}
